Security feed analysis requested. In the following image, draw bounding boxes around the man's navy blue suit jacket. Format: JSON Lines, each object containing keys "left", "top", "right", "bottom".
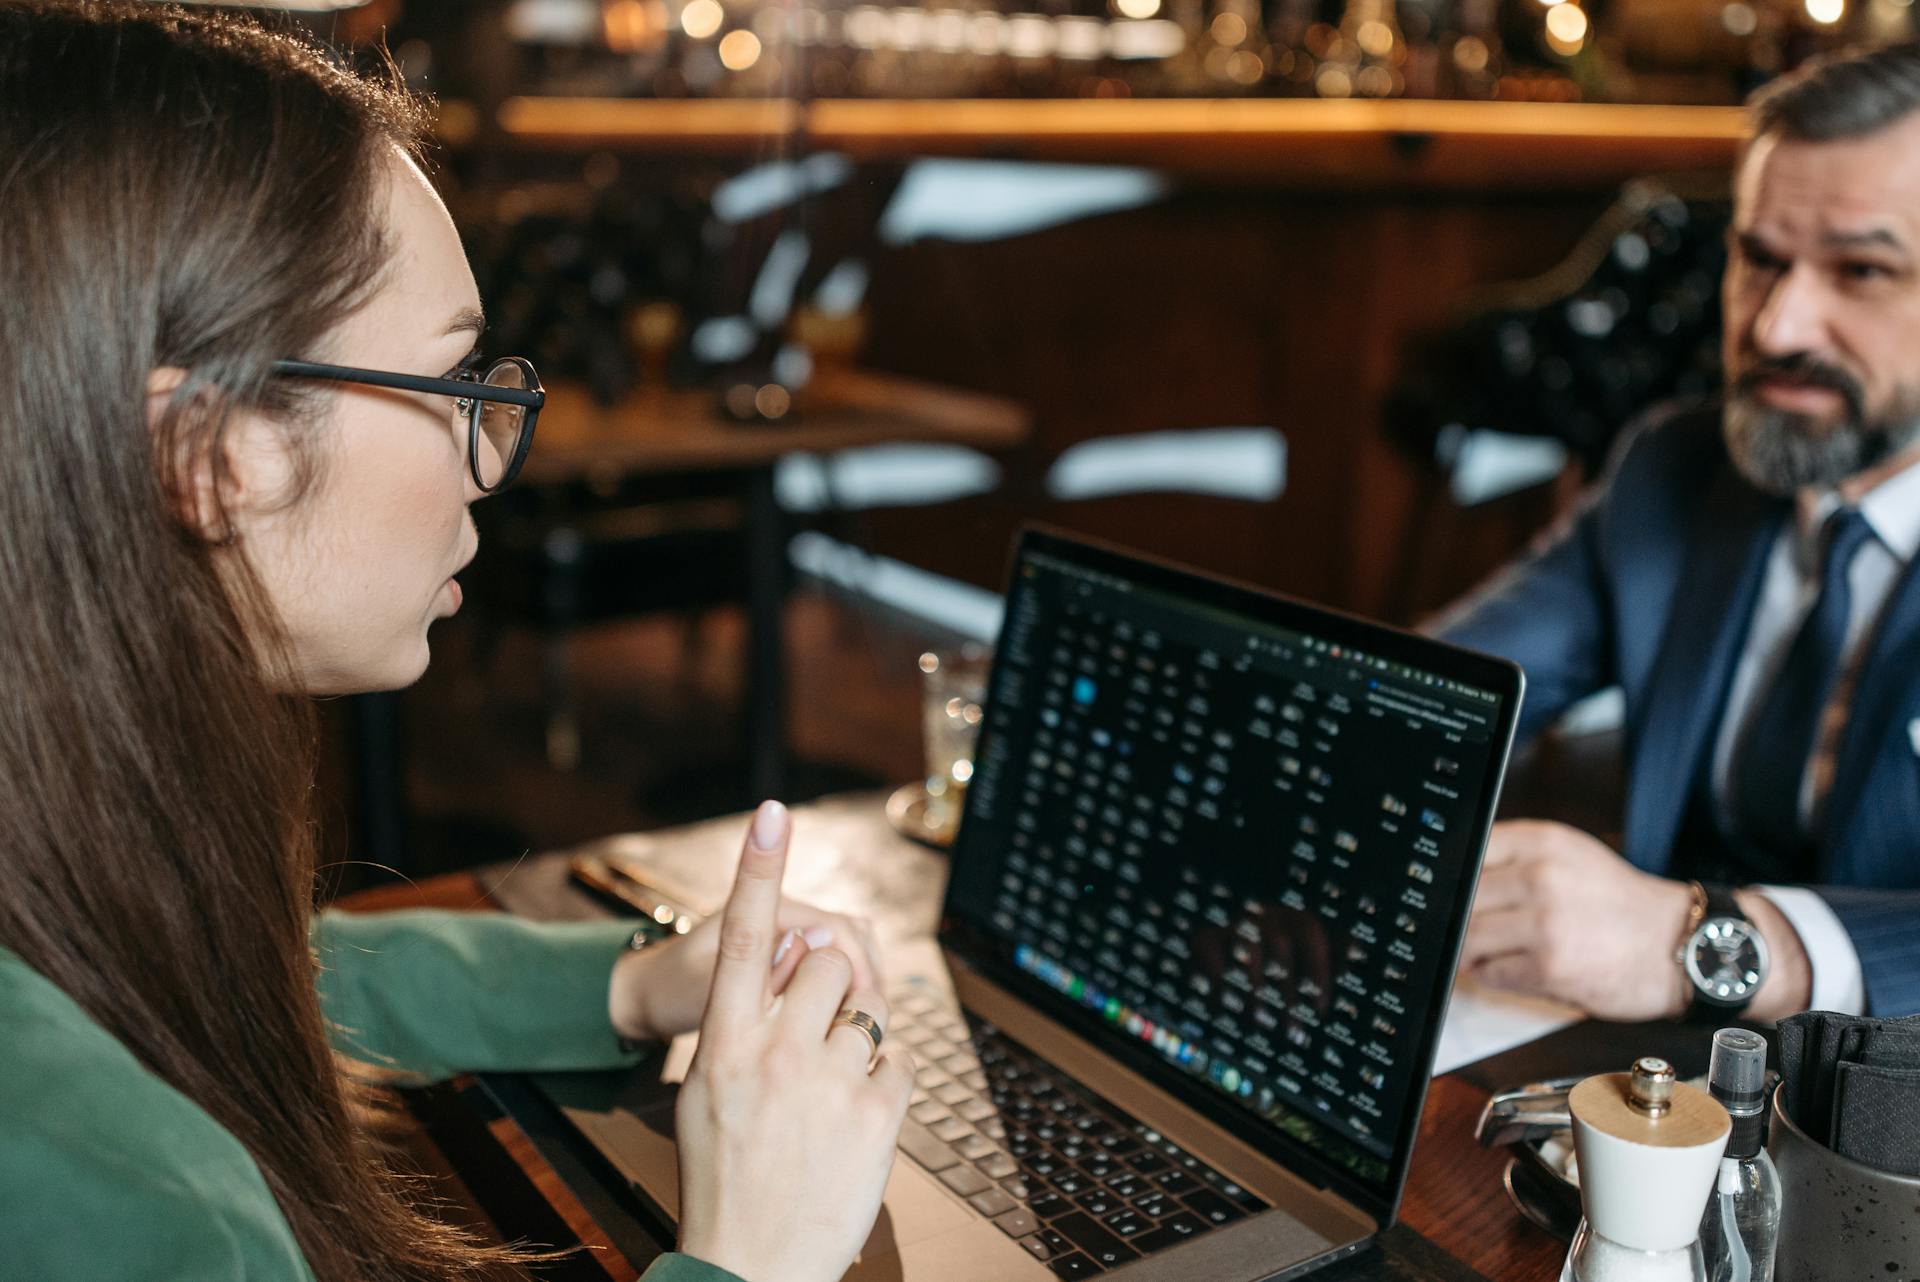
{"left": 1434, "top": 400, "right": 1920, "bottom": 1015}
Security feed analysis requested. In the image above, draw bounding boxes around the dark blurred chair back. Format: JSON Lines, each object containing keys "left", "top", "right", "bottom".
{"left": 1385, "top": 176, "right": 1732, "bottom": 618}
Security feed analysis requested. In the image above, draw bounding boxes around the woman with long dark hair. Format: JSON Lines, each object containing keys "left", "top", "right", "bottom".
{"left": 0, "top": 5, "right": 909, "bottom": 1279}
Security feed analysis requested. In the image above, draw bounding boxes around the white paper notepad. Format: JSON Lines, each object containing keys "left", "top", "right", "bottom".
{"left": 1434, "top": 977, "right": 1583, "bottom": 1076}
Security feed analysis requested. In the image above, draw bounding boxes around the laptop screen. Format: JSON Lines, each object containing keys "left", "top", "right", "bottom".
{"left": 942, "top": 530, "right": 1521, "bottom": 1218}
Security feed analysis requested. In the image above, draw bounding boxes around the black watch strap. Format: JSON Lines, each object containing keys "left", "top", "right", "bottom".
{"left": 1702, "top": 884, "right": 1743, "bottom": 925}
{"left": 1684, "top": 883, "right": 1753, "bottom": 1022}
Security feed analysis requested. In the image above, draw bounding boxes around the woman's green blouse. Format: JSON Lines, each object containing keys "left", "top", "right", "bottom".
{"left": 0, "top": 909, "right": 742, "bottom": 1282}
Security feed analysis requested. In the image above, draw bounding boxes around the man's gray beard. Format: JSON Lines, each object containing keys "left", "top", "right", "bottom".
{"left": 1723, "top": 395, "right": 1920, "bottom": 497}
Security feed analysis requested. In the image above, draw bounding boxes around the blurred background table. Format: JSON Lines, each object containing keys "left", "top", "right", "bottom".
{"left": 521, "top": 366, "right": 1030, "bottom": 800}
{"left": 525, "top": 367, "right": 1032, "bottom": 482}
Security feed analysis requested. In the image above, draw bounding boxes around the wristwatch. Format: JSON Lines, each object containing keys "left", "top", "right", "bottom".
{"left": 1676, "top": 881, "right": 1770, "bottom": 1020}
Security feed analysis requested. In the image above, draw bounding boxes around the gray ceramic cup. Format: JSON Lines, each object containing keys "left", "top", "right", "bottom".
{"left": 1769, "top": 1081, "right": 1920, "bottom": 1279}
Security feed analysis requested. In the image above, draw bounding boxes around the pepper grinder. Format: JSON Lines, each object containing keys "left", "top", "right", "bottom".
{"left": 1559, "top": 1057, "right": 1732, "bottom": 1282}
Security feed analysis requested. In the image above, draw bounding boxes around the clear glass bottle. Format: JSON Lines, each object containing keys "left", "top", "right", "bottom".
{"left": 1696, "top": 1029, "right": 1780, "bottom": 1282}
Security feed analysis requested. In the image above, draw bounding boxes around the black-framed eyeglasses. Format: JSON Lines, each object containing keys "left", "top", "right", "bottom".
{"left": 270, "top": 356, "right": 544, "bottom": 494}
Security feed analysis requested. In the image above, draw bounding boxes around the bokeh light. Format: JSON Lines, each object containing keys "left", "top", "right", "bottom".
{"left": 679, "top": 0, "right": 723, "bottom": 39}
{"left": 718, "top": 28, "right": 760, "bottom": 68}
{"left": 1544, "top": 2, "right": 1588, "bottom": 53}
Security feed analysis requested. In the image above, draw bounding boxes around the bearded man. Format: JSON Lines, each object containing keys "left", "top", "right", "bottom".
{"left": 1436, "top": 42, "right": 1920, "bottom": 1022}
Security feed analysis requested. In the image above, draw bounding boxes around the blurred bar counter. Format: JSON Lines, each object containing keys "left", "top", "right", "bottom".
{"left": 465, "top": 98, "right": 1745, "bottom": 191}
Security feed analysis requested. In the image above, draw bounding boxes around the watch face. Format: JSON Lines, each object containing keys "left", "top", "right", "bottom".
{"left": 1685, "top": 917, "right": 1769, "bottom": 1007}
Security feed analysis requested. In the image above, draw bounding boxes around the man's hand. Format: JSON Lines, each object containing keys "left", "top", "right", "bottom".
{"left": 1461, "top": 820, "right": 1817, "bottom": 1021}
{"left": 1460, "top": 820, "right": 1697, "bottom": 1020}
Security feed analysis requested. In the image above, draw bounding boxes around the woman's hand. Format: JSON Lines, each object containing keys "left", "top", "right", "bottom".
{"left": 673, "top": 801, "right": 914, "bottom": 1282}
{"left": 607, "top": 842, "right": 881, "bottom": 1045}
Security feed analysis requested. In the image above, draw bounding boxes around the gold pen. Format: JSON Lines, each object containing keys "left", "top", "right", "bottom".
{"left": 568, "top": 854, "right": 700, "bottom": 935}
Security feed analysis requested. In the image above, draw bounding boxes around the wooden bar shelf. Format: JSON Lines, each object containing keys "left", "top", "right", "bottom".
{"left": 478, "top": 97, "right": 1747, "bottom": 191}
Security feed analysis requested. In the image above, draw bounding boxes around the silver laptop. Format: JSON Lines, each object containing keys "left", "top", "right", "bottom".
{"left": 541, "top": 528, "right": 1524, "bottom": 1280}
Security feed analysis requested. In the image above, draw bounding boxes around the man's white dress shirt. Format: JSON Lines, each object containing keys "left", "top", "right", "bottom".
{"left": 1707, "top": 455, "right": 1920, "bottom": 1015}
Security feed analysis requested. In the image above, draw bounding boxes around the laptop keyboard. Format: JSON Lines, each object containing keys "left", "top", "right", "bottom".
{"left": 889, "top": 980, "right": 1267, "bottom": 1277}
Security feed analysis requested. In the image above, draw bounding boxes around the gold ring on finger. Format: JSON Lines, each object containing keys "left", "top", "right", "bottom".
{"left": 831, "top": 1007, "right": 883, "bottom": 1058}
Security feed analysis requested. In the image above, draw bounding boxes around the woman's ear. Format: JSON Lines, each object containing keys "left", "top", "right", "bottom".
{"left": 147, "top": 368, "right": 298, "bottom": 546}
{"left": 146, "top": 367, "right": 228, "bottom": 544}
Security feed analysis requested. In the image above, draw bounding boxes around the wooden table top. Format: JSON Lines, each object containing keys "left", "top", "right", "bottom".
{"left": 522, "top": 365, "right": 1033, "bottom": 485}
{"left": 338, "top": 792, "right": 1572, "bottom": 1281}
